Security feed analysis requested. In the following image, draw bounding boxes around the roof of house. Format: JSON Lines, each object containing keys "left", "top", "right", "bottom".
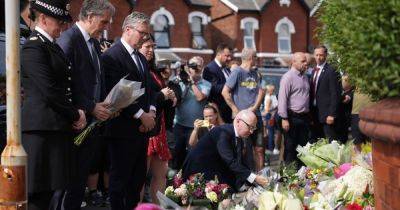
{"left": 186, "top": 0, "right": 212, "bottom": 7}
{"left": 220, "top": 0, "right": 320, "bottom": 12}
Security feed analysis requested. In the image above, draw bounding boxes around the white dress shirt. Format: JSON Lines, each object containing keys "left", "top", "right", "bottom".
{"left": 313, "top": 62, "right": 326, "bottom": 106}
{"left": 120, "top": 38, "right": 156, "bottom": 118}
{"left": 215, "top": 59, "right": 230, "bottom": 80}
{"left": 35, "top": 26, "right": 54, "bottom": 42}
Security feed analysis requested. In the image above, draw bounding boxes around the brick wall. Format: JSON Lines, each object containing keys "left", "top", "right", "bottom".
{"left": 372, "top": 140, "right": 400, "bottom": 210}
{"left": 209, "top": 0, "right": 238, "bottom": 50}
{"left": 68, "top": 0, "right": 132, "bottom": 40}
{"left": 359, "top": 99, "right": 400, "bottom": 210}
{"left": 259, "top": 0, "right": 309, "bottom": 53}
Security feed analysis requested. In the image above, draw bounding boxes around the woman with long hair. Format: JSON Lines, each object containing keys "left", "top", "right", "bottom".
{"left": 188, "top": 102, "right": 224, "bottom": 147}
{"left": 139, "top": 35, "right": 176, "bottom": 204}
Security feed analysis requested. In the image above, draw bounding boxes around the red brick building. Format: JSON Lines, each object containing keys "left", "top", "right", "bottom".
{"left": 66, "top": 0, "right": 321, "bottom": 65}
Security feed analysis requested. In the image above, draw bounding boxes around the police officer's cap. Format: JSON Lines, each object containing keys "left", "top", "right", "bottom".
{"left": 31, "top": 0, "right": 72, "bottom": 22}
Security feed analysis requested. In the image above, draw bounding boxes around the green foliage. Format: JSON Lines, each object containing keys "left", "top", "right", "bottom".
{"left": 318, "top": 0, "right": 400, "bottom": 100}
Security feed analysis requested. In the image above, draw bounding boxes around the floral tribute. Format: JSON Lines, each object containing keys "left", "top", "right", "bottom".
{"left": 164, "top": 171, "right": 230, "bottom": 208}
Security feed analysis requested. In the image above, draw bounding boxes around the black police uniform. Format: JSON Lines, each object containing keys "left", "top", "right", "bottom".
{"left": 21, "top": 30, "right": 80, "bottom": 209}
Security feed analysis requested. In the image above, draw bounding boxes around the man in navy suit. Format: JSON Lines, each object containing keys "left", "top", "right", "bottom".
{"left": 310, "top": 45, "right": 343, "bottom": 142}
{"left": 57, "top": 0, "right": 115, "bottom": 209}
{"left": 203, "top": 43, "right": 233, "bottom": 123}
{"left": 182, "top": 110, "right": 268, "bottom": 192}
{"left": 101, "top": 12, "right": 156, "bottom": 210}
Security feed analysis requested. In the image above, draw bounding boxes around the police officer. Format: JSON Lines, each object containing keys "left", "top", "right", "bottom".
{"left": 20, "top": 1, "right": 87, "bottom": 209}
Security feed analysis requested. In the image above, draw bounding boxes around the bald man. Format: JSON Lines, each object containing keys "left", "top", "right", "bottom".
{"left": 277, "top": 52, "right": 311, "bottom": 165}
{"left": 182, "top": 110, "right": 268, "bottom": 192}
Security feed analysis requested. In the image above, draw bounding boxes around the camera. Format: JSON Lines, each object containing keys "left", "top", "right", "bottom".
{"left": 187, "top": 62, "right": 199, "bottom": 70}
{"left": 170, "top": 61, "right": 191, "bottom": 84}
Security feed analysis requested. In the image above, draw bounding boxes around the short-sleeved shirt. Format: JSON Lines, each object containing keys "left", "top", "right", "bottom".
{"left": 225, "top": 67, "right": 262, "bottom": 114}
{"left": 174, "top": 79, "right": 211, "bottom": 127}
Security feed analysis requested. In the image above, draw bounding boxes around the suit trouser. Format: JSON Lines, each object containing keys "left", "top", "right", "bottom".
{"left": 28, "top": 190, "right": 64, "bottom": 210}
{"left": 323, "top": 124, "right": 338, "bottom": 141}
{"left": 108, "top": 137, "right": 148, "bottom": 210}
{"left": 173, "top": 124, "right": 193, "bottom": 169}
{"left": 62, "top": 136, "right": 97, "bottom": 210}
{"left": 309, "top": 107, "right": 324, "bottom": 143}
{"left": 283, "top": 114, "right": 310, "bottom": 166}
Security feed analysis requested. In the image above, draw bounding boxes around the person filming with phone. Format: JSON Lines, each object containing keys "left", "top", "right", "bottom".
{"left": 188, "top": 103, "right": 224, "bottom": 148}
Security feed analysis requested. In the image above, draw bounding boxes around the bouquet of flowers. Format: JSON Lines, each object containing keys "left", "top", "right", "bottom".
{"left": 74, "top": 76, "right": 145, "bottom": 145}
{"left": 296, "top": 139, "right": 353, "bottom": 168}
{"left": 164, "top": 172, "right": 230, "bottom": 208}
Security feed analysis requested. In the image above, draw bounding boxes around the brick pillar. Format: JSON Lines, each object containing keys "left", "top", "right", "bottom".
{"left": 359, "top": 98, "right": 400, "bottom": 210}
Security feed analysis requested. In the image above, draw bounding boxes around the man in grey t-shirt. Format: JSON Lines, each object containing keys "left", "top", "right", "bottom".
{"left": 222, "top": 48, "right": 265, "bottom": 172}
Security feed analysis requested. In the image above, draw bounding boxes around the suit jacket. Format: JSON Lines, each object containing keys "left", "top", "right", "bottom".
{"left": 311, "top": 63, "right": 343, "bottom": 123}
{"left": 21, "top": 30, "right": 80, "bottom": 132}
{"left": 182, "top": 124, "right": 252, "bottom": 191}
{"left": 57, "top": 24, "right": 106, "bottom": 118}
{"left": 101, "top": 40, "right": 154, "bottom": 139}
{"left": 203, "top": 60, "right": 232, "bottom": 122}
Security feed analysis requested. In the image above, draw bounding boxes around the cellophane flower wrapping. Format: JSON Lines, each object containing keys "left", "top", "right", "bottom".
{"left": 74, "top": 77, "right": 145, "bottom": 145}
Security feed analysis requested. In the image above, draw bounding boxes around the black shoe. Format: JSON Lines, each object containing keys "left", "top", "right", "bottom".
{"left": 88, "top": 190, "right": 104, "bottom": 207}
{"left": 102, "top": 190, "right": 110, "bottom": 206}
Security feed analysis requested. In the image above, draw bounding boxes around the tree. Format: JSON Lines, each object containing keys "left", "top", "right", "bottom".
{"left": 318, "top": 0, "right": 400, "bottom": 100}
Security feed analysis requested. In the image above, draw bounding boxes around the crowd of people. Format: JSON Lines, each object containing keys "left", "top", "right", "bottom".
{"left": 0, "top": 0, "right": 374, "bottom": 210}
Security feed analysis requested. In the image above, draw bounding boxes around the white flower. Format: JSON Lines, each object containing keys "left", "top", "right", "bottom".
{"left": 222, "top": 187, "right": 228, "bottom": 195}
{"left": 174, "top": 184, "right": 188, "bottom": 197}
{"left": 232, "top": 204, "right": 245, "bottom": 210}
{"left": 332, "top": 166, "right": 373, "bottom": 198}
{"left": 165, "top": 186, "right": 174, "bottom": 195}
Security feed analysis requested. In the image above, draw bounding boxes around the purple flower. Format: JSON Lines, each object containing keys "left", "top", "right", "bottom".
{"left": 193, "top": 187, "right": 204, "bottom": 198}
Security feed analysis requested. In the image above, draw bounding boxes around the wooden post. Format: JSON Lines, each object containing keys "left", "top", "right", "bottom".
{"left": 0, "top": 0, "right": 28, "bottom": 209}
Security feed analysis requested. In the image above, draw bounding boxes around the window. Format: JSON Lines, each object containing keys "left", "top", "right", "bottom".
{"left": 154, "top": 15, "right": 170, "bottom": 48}
{"left": 240, "top": 17, "right": 259, "bottom": 49}
{"left": 278, "top": 24, "right": 290, "bottom": 53}
{"left": 244, "top": 22, "right": 255, "bottom": 49}
{"left": 191, "top": 16, "right": 207, "bottom": 49}
{"left": 275, "top": 17, "right": 295, "bottom": 53}
{"left": 150, "top": 7, "right": 175, "bottom": 48}
{"left": 189, "top": 11, "right": 209, "bottom": 49}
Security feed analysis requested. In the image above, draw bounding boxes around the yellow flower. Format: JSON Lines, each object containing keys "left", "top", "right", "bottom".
{"left": 206, "top": 191, "right": 218, "bottom": 203}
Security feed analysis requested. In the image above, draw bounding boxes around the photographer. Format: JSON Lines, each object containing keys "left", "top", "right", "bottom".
{"left": 188, "top": 103, "right": 224, "bottom": 148}
{"left": 173, "top": 56, "right": 211, "bottom": 169}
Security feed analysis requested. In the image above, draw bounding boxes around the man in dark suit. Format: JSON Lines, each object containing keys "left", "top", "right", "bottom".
{"left": 203, "top": 43, "right": 233, "bottom": 123}
{"left": 101, "top": 11, "right": 156, "bottom": 210}
{"left": 20, "top": 1, "right": 87, "bottom": 209}
{"left": 310, "top": 45, "right": 343, "bottom": 142}
{"left": 57, "top": 0, "right": 115, "bottom": 208}
{"left": 182, "top": 110, "right": 268, "bottom": 192}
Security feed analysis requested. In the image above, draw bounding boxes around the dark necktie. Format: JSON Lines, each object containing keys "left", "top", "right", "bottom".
{"left": 89, "top": 38, "right": 100, "bottom": 75}
{"left": 236, "top": 137, "right": 243, "bottom": 164}
{"left": 312, "top": 67, "right": 320, "bottom": 94}
{"left": 89, "top": 38, "right": 101, "bottom": 102}
{"left": 132, "top": 50, "right": 145, "bottom": 76}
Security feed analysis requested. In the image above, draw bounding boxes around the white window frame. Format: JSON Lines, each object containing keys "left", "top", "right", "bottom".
{"left": 275, "top": 17, "right": 295, "bottom": 53}
{"left": 150, "top": 7, "right": 175, "bottom": 25}
{"left": 150, "top": 7, "right": 175, "bottom": 48}
{"left": 188, "top": 11, "right": 210, "bottom": 49}
{"left": 188, "top": 11, "right": 210, "bottom": 25}
{"left": 279, "top": 0, "right": 291, "bottom": 7}
{"left": 240, "top": 17, "right": 259, "bottom": 49}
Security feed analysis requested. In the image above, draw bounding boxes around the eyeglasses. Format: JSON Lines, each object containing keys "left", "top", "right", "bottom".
{"left": 239, "top": 119, "right": 257, "bottom": 132}
{"left": 131, "top": 27, "right": 149, "bottom": 37}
